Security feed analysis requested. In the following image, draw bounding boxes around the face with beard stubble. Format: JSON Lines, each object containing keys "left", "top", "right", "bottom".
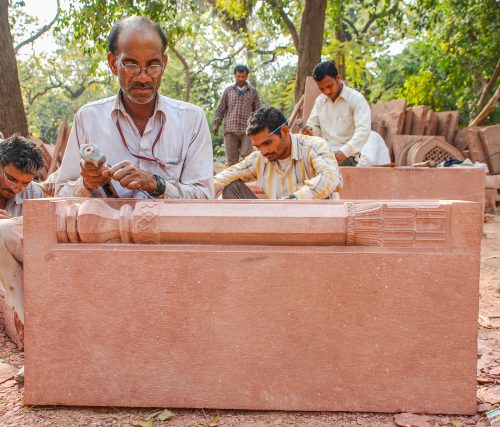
{"left": 108, "top": 27, "right": 168, "bottom": 106}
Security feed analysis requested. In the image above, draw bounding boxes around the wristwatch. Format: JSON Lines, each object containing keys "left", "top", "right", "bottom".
{"left": 148, "top": 174, "right": 166, "bottom": 197}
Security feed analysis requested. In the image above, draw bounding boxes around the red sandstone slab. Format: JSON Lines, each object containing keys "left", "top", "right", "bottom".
{"left": 478, "top": 125, "right": 500, "bottom": 174}
{"left": 339, "top": 167, "right": 485, "bottom": 205}
{"left": 23, "top": 199, "right": 481, "bottom": 414}
{"left": 371, "top": 98, "right": 406, "bottom": 119}
{"left": 302, "top": 76, "right": 322, "bottom": 123}
{"left": 466, "top": 127, "right": 487, "bottom": 163}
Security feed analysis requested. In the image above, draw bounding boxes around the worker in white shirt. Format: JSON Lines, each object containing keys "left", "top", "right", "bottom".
{"left": 303, "top": 61, "right": 389, "bottom": 167}
{"left": 56, "top": 16, "right": 213, "bottom": 199}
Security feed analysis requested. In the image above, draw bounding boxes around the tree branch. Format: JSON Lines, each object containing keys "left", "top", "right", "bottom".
{"left": 169, "top": 44, "right": 191, "bottom": 102}
{"left": 191, "top": 45, "right": 246, "bottom": 80}
{"left": 14, "top": 0, "right": 60, "bottom": 53}
{"left": 266, "top": 0, "right": 299, "bottom": 52}
{"left": 469, "top": 85, "right": 500, "bottom": 127}
{"left": 27, "top": 82, "right": 63, "bottom": 106}
{"left": 476, "top": 59, "right": 500, "bottom": 114}
{"left": 342, "top": 18, "right": 359, "bottom": 38}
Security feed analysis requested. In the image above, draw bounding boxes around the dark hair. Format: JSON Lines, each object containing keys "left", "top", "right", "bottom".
{"left": 246, "top": 107, "right": 287, "bottom": 136}
{"left": 234, "top": 64, "right": 250, "bottom": 75}
{"left": 0, "top": 135, "right": 44, "bottom": 175}
{"left": 312, "top": 61, "right": 339, "bottom": 81}
{"left": 108, "top": 16, "right": 168, "bottom": 54}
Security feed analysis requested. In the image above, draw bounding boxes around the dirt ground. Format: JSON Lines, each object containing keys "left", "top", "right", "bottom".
{"left": 1, "top": 216, "right": 499, "bottom": 427}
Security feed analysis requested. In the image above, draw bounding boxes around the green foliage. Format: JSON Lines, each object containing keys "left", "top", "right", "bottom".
{"left": 11, "top": 0, "right": 499, "bottom": 146}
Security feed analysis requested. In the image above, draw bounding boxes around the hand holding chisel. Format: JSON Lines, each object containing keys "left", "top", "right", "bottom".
{"left": 80, "top": 144, "right": 155, "bottom": 199}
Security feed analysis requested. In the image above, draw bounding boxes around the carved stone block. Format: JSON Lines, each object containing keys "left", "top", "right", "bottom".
{"left": 23, "top": 198, "right": 482, "bottom": 415}
{"left": 406, "top": 136, "right": 464, "bottom": 165}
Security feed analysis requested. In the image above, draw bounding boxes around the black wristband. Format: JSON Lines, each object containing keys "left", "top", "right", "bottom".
{"left": 149, "top": 175, "right": 166, "bottom": 197}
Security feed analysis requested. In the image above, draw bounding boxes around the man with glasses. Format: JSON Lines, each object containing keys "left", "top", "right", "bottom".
{"left": 0, "top": 135, "right": 44, "bottom": 349}
{"left": 56, "top": 16, "right": 213, "bottom": 199}
{"left": 214, "top": 107, "right": 342, "bottom": 199}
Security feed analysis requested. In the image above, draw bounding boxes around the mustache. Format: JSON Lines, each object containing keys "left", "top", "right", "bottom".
{"left": 130, "top": 83, "right": 154, "bottom": 89}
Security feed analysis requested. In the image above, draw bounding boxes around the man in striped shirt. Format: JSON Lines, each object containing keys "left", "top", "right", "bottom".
{"left": 214, "top": 107, "right": 342, "bottom": 199}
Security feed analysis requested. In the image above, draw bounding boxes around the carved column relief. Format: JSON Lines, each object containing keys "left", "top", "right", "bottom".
{"left": 346, "top": 202, "right": 449, "bottom": 248}
{"left": 54, "top": 199, "right": 451, "bottom": 248}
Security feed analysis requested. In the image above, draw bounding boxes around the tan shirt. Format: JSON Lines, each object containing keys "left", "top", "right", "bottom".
{"left": 214, "top": 134, "right": 342, "bottom": 199}
{"left": 56, "top": 92, "right": 214, "bottom": 199}
{"left": 4, "top": 182, "right": 44, "bottom": 217}
{"left": 307, "top": 85, "right": 371, "bottom": 158}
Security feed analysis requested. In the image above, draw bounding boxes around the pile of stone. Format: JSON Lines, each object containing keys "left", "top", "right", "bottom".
{"left": 371, "top": 99, "right": 500, "bottom": 175}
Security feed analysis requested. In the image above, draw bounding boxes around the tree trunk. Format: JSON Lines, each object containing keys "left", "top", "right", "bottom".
{"left": 469, "top": 85, "right": 500, "bottom": 127}
{"left": 334, "top": 20, "right": 347, "bottom": 79}
{"left": 476, "top": 58, "right": 500, "bottom": 114}
{"left": 294, "top": 0, "right": 327, "bottom": 102}
{"left": 0, "top": 0, "right": 29, "bottom": 137}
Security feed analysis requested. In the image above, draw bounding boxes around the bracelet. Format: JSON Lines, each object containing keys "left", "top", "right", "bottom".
{"left": 148, "top": 175, "right": 166, "bottom": 197}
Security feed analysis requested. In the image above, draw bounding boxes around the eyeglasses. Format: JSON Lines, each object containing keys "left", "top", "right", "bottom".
{"left": 270, "top": 120, "right": 289, "bottom": 135}
{"left": 116, "top": 57, "right": 164, "bottom": 77}
{"left": 0, "top": 164, "right": 30, "bottom": 191}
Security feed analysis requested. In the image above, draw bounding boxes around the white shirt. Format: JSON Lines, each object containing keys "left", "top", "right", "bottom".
{"left": 56, "top": 92, "right": 214, "bottom": 199}
{"left": 307, "top": 85, "right": 371, "bottom": 158}
{"left": 357, "top": 131, "right": 391, "bottom": 167}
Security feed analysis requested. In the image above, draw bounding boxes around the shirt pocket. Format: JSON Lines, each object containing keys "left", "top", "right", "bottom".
{"left": 335, "top": 113, "right": 355, "bottom": 138}
{"left": 163, "top": 161, "right": 184, "bottom": 182}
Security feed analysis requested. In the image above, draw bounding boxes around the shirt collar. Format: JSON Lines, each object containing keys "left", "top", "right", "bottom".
{"left": 262, "top": 134, "right": 300, "bottom": 164}
{"left": 233, "top": 83, "right": 249, "bottom": 91}
{"left": 111, "top": 90, "right": 166, "bottom": 120}
{"left": 290, "top": 134, "right": 301, "bottom": 161}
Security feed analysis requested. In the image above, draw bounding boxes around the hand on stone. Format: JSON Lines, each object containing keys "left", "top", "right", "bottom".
{"left": 0, "top": 209, "right": 12, "bottom": 220}
{"left": 80, "top": 159, "right": 111, "bottom": 191}
{"left": 102, "top": 161, "right": 157, "bottom": 192}
{"left": 335, "top": 151, "right": 347, "bottom": 164}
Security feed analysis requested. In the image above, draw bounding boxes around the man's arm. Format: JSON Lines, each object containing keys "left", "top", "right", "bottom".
{"left": 339, "top": 96, "right": 371, "bottom": 158}
{"left": 291, "top": 139, "right": 342, "bottom": 200}
{"left": 213, "top": 151, "right": 259, "bottom": 197}
{"left": 55, "top": 111, "right": 108, "bottom": 198}
{"left": 213, "top": 88, "right": 229, "bottom": 136}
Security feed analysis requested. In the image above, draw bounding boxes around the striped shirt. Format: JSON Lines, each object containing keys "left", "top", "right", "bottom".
{"left": 5, "top": 182, "right": 44, "bottom": 217}
{"left": 214, "top": 134, "right": 343, "bottom": 199}
{"left": 214, "top": 84, "right": 261, "bottom": 134}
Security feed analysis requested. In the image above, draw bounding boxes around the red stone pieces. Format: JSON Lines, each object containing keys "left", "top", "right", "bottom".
{"left": 370, "top": 98, "right": 407, "bottom": 119}
{"left": 466, "top": 127, "right": 487, "bottom": 163}
{"left": 484, "top": 175, "right": 500, "bottom": 213}
{"left": 408, "top": 105, "right": 430, "bottom": 135}
{"left": 302, "top": 76, "right": 322, "bottom": 124}
{"left": 338, "top": 167, "right": 485, "bottom": 207}
{"left": 389, "top": 135, "right": 427, "bottom": 166}
{"left": 24, "top": 198, "right": 482, "bottom": 414}
{"left": 370, "top": 99, "right": 406, "bottom": 158}
{"left": 478, "top": 125, "right": 500, "bottom": 174}
{"left": 406, "top": 136, "right": 464, "bottom": 165}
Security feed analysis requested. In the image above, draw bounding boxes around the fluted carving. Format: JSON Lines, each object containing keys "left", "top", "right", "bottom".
{"left": 54, "top": 199, "right": 451, "bottom": 247}
{"left": 346, "top": 202, "right": 449, "bottom": 247}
